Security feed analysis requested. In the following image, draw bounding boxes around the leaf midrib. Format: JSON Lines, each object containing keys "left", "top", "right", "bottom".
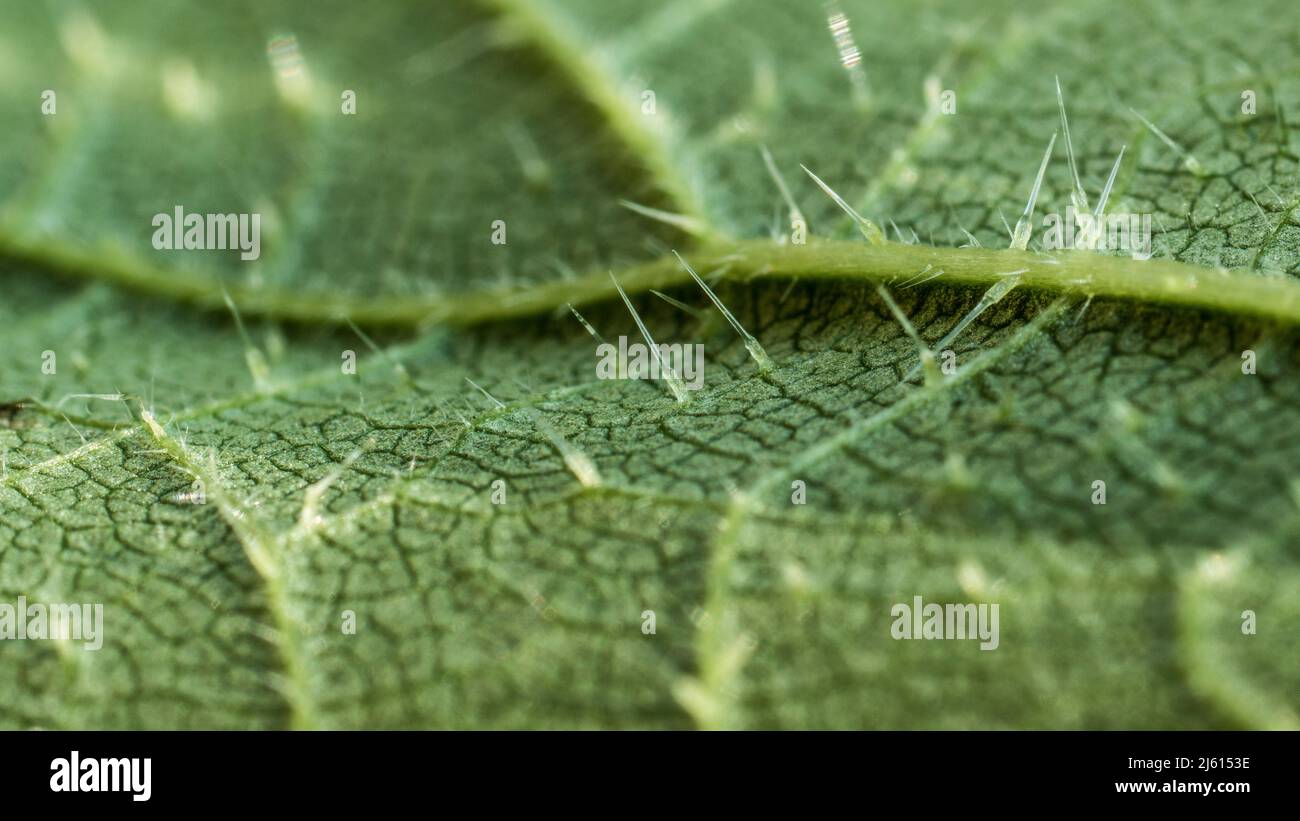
{"left": 7, "top": 235, "right": 1300, "bottom": 331}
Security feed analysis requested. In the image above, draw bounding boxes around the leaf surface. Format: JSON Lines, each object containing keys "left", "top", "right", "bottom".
{"left": 0, "top": 0, "right": 1296, "bottom": 729}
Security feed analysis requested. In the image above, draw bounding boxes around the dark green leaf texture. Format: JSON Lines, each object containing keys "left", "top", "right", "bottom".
{"left": 0, "top": 0, "right": 1297, "bottom": 728}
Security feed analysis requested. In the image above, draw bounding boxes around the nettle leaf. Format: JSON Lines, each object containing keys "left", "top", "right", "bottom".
{"left": 0, "top": 0, "right": 1296, "bottom": 729}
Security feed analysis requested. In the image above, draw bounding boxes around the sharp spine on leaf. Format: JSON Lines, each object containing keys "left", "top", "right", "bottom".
{"left": 650, "top": 289, "right": 703, "bottom": 317}
{"left": 299, "top": 443, "right": 367, "bottom": 532}
{"left": 905, "top": 268, "right": 1029, "bottom": 380}
{"left": 1263, "top": 181, "right": 1285, "bottom": 206}
{"left": 1055, "top": 76, "right": 1089, "bottom": 215}
{"left": 523, "top": 407, "right": 602, "bottom": 488}
{"left": 505, "top": 124, "right": 551, "bottom": 188}
{"left": 900, "top": 132, "right": 1052, "bottom": 381}
{"left": 801, "top": 164, "right": 885, "bottom": 244}
{"left": 674, "top": 250, "right": 773, "bottom": 371}
{"left": 901, "top": 266, "right": 944, "bottom": 290}
{"left": 465, "top": 379, "right": 600, "bottom": 488}
{"left": 949, "top": 211, "right": 983, "bottom": 248}
{"left": 1129, "top": 107, "right": 1205, "bottom": 176}
{"left": 609, "top": 271, "right": 689, "bottom": 402}
{"left": 53, "top": 393, "right": 124, "bottom": 409}
{"left": 1078, "top": 145, "right": 1125, "bottom": 251}
{"left": 1074, "top": 293, "right": 1094, "bottom": 324}
{"left": 567, "top": 303, "right": 606, "bottom": 345}
{"left": 140, "top": 406, "right": 167, "bottom": 440}
{"left": 462, "top": 377, "right": 602, "bottom": 487}
{"left": 619, "top": 199, "right": 709, "bottom": 236}
{"left": 897, "top": 264, "right": 933, "bottom": 288}
{"left": 759, "top": 145, "right": 805, "bottom": 230}
{"left": 465, "top": 377, "right": 506, "bottom": 410}
{"left": 1010, "top": 132, "right": 1056, "bottom": 251}
{"left": 888, "top": 219, "right": 917, "bottom": 245}
{"left": 1247, "top": 191, "right": 1268, "bottom": 222}
{"left": 221, "top": 286, "right": 271, "bottom": 391}
{"left": 347, "top": 317, "right": 409, "bottom": 379}
{"left": 1094, "top": 145, "right": 1125, "bottom": 218}
{"left": 876, "top": 284, "right": 939, "bottom": 384}
{"left": 60, "top": 413, "right": 87, "bottom": 445}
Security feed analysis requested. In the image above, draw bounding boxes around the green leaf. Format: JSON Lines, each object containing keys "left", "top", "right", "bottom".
{"left": 0, "top": 0, "right": 1296, "bottom": 729}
